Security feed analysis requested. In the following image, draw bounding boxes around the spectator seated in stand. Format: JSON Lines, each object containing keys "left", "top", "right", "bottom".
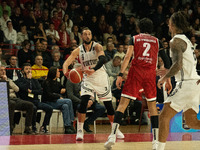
{"left": 33, "top": 21, "right": 47, "bottom": 43}
{"left": 105, "top": 56, "right": 121, "bottom": 86}
{"left": 104, "top": 42, "right": 117, "bottom": 62}
{"left": 70, "top": 25, "right": 82, "bottom": 46}
{"left": 40, "top": 40, "right": 52, "bottom": 68}
{"left": 114, "top": 44, "right": 125, "bottom": 60}
{"left": 15, "top": 63, "right": 53, "bottom": 134}
{"left": 3, "top": 20, "right": 17, "bottom": 54}
{"left": 0, "top": 46, "right": 7, "bottom": 66}
{"left": 6, "top": 55, "right": 22, "bottom": 81}
{"left": 45, "top": 22, "right": 60, "bottom": 46}
{"left": 103, "top": 25, "right": 118, "bottom": 46}
{"left": 42, "top": 66, "right": 75, "bottom": 134}
{"left": 50, "top": 50, "right": 63, "bottom": 69}
{"left": 16, "top": 24, "right": 29, "bottom": 49}
{"left": 0, "top": 65, "right": 34, "bottom": 135}
{"left": 31, "top": 55, "right": 48, "bottom": 83}
{"left": 17, "top": 40, "right": 32, "bottom": 68}
{"left": 0, "top": 10, "right": 11, "bottom": 31}
{"left": 58, "top": 22, "right": 71, "bottom": 49}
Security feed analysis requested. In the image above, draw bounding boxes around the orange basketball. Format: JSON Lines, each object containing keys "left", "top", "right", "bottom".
{"left": 68, "top": 69, "right": 83, "bottom": 83}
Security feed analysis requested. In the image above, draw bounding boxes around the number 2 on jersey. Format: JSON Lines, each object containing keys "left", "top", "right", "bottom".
{"left": 143, "top": 42, "right": 151, "bottom": 57}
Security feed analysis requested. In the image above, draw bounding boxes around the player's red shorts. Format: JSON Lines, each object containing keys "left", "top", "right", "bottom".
{"left": 121, "top": 65, "right": 157, "bottom": 101}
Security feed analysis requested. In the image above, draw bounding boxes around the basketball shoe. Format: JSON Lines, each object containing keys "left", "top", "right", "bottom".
{"left": 76, "top": 129, "right": 84, "bottom": 141}
{"left": 104, "top": 134, "right": 116, "bottom": 149}
{"left": 116, "top": 129, "right": 124, "bottom": 139}
{"left": 152, "top": 140, "right": 158, "bottom": 150}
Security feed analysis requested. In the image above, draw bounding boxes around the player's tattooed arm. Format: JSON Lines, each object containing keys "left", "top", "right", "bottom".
{"left": 164, "top": 38, "right": 186, "bottom": 78}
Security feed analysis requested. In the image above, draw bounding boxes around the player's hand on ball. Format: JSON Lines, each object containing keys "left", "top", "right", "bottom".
{"left": 84, "top": 69, "right": 95, "bottom": 76}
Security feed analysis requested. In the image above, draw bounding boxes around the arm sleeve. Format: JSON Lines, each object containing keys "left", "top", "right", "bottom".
{"left": 93, "top": 55, "right": 107, "bottom": 71}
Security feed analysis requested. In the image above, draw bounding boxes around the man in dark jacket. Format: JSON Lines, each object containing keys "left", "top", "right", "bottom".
{"left": 0, "top": 65, "right": 34, "bottom": 135}
{"left": 15, "top": 63, "right": 53, "bottom": 133}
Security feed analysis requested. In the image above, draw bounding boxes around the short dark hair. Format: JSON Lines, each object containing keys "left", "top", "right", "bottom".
{"left": 22, "top": 39, "right": 30, "bottom": 47}
{"left": 22, "top": 63, "right": 31, "bottom": 71}
{"left": 138, "top": 18, "right": 153, "bottom": 34}
{"left": 81, "top": 27, "right": 91, "bottom": 34}
{"left": 47, "top": 66, "right": 58, "bottom": 80}
{"left": 6, "top": 20, "right": 12, "bottom": 26}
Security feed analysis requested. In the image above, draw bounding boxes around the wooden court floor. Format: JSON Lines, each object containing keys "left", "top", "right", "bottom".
{"left": 0, "top": 125, "right": 200, "bottom": 150}
{"left": 1, "top": 141, "right": 200, "bottom": 150}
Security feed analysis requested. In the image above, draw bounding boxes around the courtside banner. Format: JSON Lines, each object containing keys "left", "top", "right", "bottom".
{"left": 0, "top": 81, "right": 10, "bottom": 136}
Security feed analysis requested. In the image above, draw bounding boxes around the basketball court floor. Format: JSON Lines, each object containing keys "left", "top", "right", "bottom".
{"left": 0, "top": 125, "right": 200, "bottom": 150}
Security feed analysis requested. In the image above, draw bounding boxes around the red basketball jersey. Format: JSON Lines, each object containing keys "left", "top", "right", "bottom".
{"left": 131, "top": 33, "right": 159, "bottom": 70}
{"left": 121, "top": 34, "right": 159, "bottom": 101}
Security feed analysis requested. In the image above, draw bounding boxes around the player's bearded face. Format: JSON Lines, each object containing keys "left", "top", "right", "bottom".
{"left": 82, "top": 30, "right": 92, "bottom": 45}
{"left": 83, "top": 38, "right": 91, "bottom": 45}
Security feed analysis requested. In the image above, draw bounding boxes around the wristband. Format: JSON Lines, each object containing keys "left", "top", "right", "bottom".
{"left": 118, "top": 72, "right": 123, "bottom": 77}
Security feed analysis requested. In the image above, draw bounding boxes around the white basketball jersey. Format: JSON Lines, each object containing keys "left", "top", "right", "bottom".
{"left": 78, "top": 41, "right": 106, "bottom": 73}
{"left": 170, "top": 34, "right": 200, "bottom": 81}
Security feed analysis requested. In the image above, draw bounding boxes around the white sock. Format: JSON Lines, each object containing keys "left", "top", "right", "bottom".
{"left": 152, "top": 128, "right": 159, "bottom": 141}
{"left": 77, "top": 122, "right": 84, "bottom": 131}
{"left": 157, "top": 142, "right": 166, "bottom": 150}
{"left": 111, "top": 123, "right": 119, "bottom": 135}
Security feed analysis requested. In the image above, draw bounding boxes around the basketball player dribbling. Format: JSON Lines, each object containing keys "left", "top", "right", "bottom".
{"left": 63, "top": 27, "right": 124, "bottom": 141}
{"left": 104, "top": 18, "right": 171, "bottom": 150}
{"left": 157, "top": 11, "right": 200, "bottom": 150}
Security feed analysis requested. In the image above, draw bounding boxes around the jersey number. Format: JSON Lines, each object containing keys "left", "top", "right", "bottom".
{"left": 143, "top": 43, "right": 151, "bottom": 57}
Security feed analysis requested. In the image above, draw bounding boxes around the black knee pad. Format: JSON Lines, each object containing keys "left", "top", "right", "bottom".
{"left": 103, "top": 101, "right": 115, "bottom": 115}
{"left": 78, "top": 95, "right": 90, "bottom": 113}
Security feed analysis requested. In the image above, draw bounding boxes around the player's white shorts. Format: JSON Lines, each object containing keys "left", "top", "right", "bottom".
{"left": 81, "top": 70, "right": 112, "bottom": 101}
{"left": 165, "top": 80, "right": 200, "bottom": 114}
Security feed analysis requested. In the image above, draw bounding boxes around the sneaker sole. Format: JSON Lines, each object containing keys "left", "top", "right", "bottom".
{"left": 116, "top": 135, "right": 125, "bottom": 139}
{"left": 104, "top": 141, "right": 115, "bottom": 149}
{"left": 76, "top": 137, "right": 83, "bottom": 141}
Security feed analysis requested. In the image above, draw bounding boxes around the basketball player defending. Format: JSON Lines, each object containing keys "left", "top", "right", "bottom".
{"left": 104, "top": 18, "right": 171, "bottom": 150}
{"left": 63, "top": 27, "right": 124, "bottom": 141}
{"left": 157, "top": 11, "right": 200, "bottom": 150}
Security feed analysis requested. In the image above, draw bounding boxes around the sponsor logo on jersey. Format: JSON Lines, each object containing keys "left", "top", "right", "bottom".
{"left": 83, "top": 59, "right": 97, "bottom": 67}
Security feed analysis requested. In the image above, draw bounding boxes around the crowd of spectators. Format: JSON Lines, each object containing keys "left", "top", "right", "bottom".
{"left": 0, "top": 0, "right": 199, "bottom": 69}
{"left": 0, "top": 0, "right": 200, "bottom": 134}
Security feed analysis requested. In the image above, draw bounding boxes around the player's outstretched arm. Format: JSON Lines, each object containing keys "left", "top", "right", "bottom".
{"left": 116, "top": 45, "right": 134, "bottom": 89}
{"left": 63, "top": 47, "right": 80, "bottom": 75}
{"left": 120, "top": 45, "right": 133, "bottom": 74}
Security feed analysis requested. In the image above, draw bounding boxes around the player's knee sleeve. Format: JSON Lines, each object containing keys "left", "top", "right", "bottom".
{"left": 78, "top": 95, "right": 90, "bottom": 113}
{"left": 103, "top": 101, "right": 115, "bottom": 115}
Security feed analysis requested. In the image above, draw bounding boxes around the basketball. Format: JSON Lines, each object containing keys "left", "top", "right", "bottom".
{"left": 68, "top": 68, "right": 83, "bottom": 83}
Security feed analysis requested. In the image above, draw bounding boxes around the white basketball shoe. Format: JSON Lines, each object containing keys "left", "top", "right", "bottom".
{"left": 116, "top": 129, "right": 124, "bottom": 139}
{"left": 76, "top": 129, "right": 84, "bottom": 141}
{"left": 152, "top": 140, "right": 158, "bottom": 150}
{"left": 104, "top": 134, "right": 116, "bottom": 149}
